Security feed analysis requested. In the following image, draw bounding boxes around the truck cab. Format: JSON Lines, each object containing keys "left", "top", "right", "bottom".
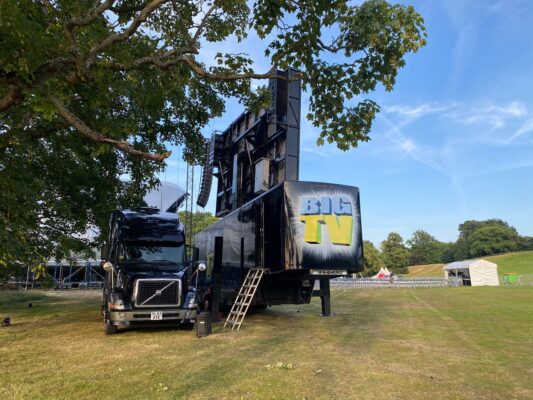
{"left": 100, "top": 207, "right": 197, "bottom": 334}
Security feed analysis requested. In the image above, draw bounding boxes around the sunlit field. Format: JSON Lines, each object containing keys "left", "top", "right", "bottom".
{"left": 1, "top": 286, "right": 532, "bottom": 400}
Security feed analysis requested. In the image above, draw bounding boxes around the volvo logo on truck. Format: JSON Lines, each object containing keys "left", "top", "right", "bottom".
{"left": 299, "top": 196, "right": 353, "bottom": 245}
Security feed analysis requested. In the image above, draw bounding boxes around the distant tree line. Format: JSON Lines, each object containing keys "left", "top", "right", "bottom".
{"left": 178, "top": 210, "right": 219, "bottom": 239}
{"left": 363, "top": 219, "right": 533, "bottom": 276}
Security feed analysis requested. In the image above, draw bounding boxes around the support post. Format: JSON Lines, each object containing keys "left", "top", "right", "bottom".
{"left": 84, "top": 264, "right": 88, "bottom": 288}
{"left": 319, "top": 279, "right": 331, "bottom": 316}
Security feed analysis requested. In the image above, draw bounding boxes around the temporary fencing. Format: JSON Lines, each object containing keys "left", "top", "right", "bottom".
{"left": 329, "top": 277, "right": 449, "bottom": 289}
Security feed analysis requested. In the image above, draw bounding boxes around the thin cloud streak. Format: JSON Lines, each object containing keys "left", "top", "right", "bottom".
{"left": 377, "top": 110, "right": 471, "bottom": 208}
{"left": 507, "top": 117, "right": 533, "bottom": 143}
{"left": 378, "top": 113, "right": 453, "bottom": 177}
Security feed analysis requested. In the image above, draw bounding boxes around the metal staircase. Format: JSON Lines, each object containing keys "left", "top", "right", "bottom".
{"left": 224, "top": 268, "right": 266, "bottom": 331}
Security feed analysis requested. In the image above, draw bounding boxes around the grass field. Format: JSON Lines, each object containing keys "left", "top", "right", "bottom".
{"left": 1, "top": 287, "right": 532, "bottom": 400}
{"left": 408, "top": 250, "right": 533, "bottom": 284}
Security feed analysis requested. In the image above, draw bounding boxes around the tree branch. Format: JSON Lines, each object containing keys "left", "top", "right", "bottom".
{"left": 64, "top": 0, "right": 116, "bottom": 76}
{"left": 47, "top": 95, "right": 171, "bottom": 162}
{"left": 0, "top": 85, "right": 23, "bottom": 112}
{"left": 177, "top": 57, "right": 276, "bottom": 80}
{"left": 317, "top": 38, "right": 345, "bottom": 53}
{"left": 191, "top": 1, "right": 218, "bottom": 44}
{"left": 86, "top": 0, "right": 169, "bottom": 69}
{"left": 65, "top": 0, "right": 115, "bottom": 29}
{"left": 34, "top": 57, "right": 76, "bottom": 84}
{"left": 106, "top": 55, "right": 282, "bottom": 81}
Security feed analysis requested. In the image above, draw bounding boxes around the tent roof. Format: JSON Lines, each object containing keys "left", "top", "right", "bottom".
{"left": 443, "top": 259, "right": 497, "bottom": 270}
{"left": 372, "top": 267, "right": 391, "bottom": 279}
{"left": 47, "top": 258, "right": 102, "bottom": 267}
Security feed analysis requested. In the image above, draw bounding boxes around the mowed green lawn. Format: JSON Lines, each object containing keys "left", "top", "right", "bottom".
{"left": 408, "top": 250, "right": 533, "bottom": 283}
{"left": 1, "top": 287, "right": 532, "bottom": 400}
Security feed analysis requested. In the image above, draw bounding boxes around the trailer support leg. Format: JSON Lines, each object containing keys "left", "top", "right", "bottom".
{"left": 319, "top": 279, "right": 331, "bottom": 316}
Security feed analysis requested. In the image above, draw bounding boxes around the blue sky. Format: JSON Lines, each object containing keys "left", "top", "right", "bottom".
{"left": 161, "top": 0, "right": 533, "bottom": 246}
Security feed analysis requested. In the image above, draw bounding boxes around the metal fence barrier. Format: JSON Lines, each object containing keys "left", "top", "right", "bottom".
{"left": 328, "top": 277, "right": 450, "bottom": 289}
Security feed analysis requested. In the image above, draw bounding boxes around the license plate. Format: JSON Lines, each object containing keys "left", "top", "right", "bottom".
{"left": 151, "top": 312, "right": 163, "bottom": 320}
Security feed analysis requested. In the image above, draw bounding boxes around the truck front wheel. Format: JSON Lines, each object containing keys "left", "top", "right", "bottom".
{"left": 105, "top": 323, "right": 118, "bottom": 335}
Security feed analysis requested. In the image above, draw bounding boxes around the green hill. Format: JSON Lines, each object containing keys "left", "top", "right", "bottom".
{"left": 407, "top": 250, "right": 533, "bottom": 284}
{"left": 486, "top": 251, "right": 533, "bottom": 275}
{"left": 408, "top": 263, "right": 443, "bottom": 277}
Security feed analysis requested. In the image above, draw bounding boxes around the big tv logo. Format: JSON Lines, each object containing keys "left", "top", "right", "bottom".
{"left": 299, "top": 196, "right": 353, "bottom": 246}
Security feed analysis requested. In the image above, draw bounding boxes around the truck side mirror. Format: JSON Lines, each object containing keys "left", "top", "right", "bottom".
{"left": 193, "top": 247, "right": 200, "bottom": 262}
{"left": 197, "top": 263, "right": 207, "bottom": 272}
{"left": 103, "top": 262, "right": 114, "bottom": 272}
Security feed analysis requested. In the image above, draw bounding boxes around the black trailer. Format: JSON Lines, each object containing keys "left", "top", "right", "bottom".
{"left": 194, "top": 181, "right": 363, "bottom": 314}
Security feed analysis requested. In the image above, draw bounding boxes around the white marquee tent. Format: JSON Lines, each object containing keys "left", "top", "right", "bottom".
{"left": 372, "top": 267, "right": 391, "bottom": 279}
{"left": 443, "top": 259, "right": 499, "bottom": 286}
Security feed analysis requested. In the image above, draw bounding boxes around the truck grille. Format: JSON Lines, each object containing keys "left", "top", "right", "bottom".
{"left": 133, "top": 279, "right": 181, "bottom": 308}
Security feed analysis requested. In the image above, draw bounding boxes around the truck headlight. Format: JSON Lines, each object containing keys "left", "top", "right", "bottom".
{"left": 108, "top": 299, "right": 126, "bottom": 310}
{"left": 108, "top": 292, "right": 126, "bottom": 310}
{"left": 187, "top": 296, "right": 197, "bottom": 309}
{"left": 185, "top": 292, "right": 197, "bottom": 309}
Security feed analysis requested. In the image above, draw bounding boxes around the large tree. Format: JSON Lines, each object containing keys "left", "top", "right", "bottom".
{"left": 1, "top": 0, "right": 426, "bottom": 269}
{"left": 407, "top": 229, "right": 443, "bottom": 265}
{"left": 179, "top": 210, "right": 218, "bottom": 239}
{"left": 518, "top": 236, "right": 533, "bottom": 251}
{"left": 362, "top": 240, "right": 384, "bottom": 277}
{"left": 380, "top": 232, "right": 410, "bottom": 274}
{"left": 455, "top": 219, "right": 520, "bottom": 259}
{"left": 439, "top": 242, "right": 456, "bottom": 263}
{"left": 469, "top": 225, "right": 519, "bottom": 257}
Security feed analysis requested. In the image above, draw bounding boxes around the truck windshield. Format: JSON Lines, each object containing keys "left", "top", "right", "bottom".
{"left": 120, "top": 243, "right": 185, "bottom": 270}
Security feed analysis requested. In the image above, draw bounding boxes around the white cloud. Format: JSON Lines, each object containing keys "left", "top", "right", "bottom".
{"left": 386, "top": 101, "right": 528, "bottom": 133}
{"left": 400, "top": 138, "right": 416, "bottom": 154}
{"left": 372, "top": 98, "right": 533, "bottom": 214}
{"left": 301, "top": 146, "right": 331, "bottom": 159}
{"left": 454, "top": 101, "right": 527, "bottom": 131}
{"left": 385, "top": 103, "right": 455, "bottom": 119}
{"left": 385, "top": 100, "right": 531, "bottom": 146}
{"left": 507, "top": 117, "right": 533, "bottom": 143}
{"left": 378, "top": 113, "right": 451, "bottom": 177}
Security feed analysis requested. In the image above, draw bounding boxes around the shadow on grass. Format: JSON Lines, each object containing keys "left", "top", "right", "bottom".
{"left": 0, "top": 289, "right": 393, "bottom": 352}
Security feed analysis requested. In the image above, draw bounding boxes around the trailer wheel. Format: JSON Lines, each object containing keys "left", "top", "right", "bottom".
{"left": 105, "top": 323, "right": 118, "bottom": 335}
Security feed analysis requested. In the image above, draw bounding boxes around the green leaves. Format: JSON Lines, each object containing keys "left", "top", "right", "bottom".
{"left": 381, "top": 232, "right": 410, "bottom": 274}
{"left": 178, "top": 210, "right": 218, "bottom": 239}
{"left": 0, "top": 0, "right": 426, "bottom": 272}
{"left": 255, "top": 0, "right": 426, "bottom": 150}
{"left": 362, "top": 240, "right": 385, "bottom": 277}
{"left": 407, "top": 230, "right": 444, "bottom": 265}
{"left": 457, "top": 220, "right": 521, "bottom": 258}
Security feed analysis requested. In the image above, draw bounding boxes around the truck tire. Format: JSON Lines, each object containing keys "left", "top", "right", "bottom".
{"left": 105, "top": 323, "right": 118, "bottom": 335}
